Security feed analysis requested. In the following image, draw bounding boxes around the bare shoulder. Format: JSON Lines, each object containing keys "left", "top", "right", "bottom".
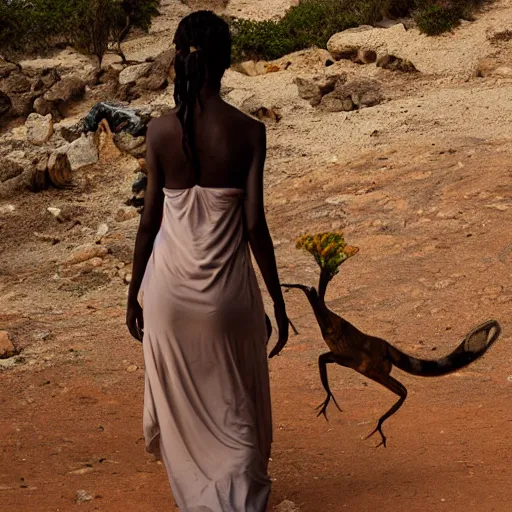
{"left": 221, "top": 99, "right": 265, "bottom": 142}
{"left": 146, "top": 111, "right": 181, "bottom": 144}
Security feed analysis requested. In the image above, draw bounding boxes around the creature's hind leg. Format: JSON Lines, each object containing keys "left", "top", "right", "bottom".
{"left": 316, "top": 352, "right": 342, "bottom": 420}
{"left": 363, "top": 374, "right": 407, "bottom": 448}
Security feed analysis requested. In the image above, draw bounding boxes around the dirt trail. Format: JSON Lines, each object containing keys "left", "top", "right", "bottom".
{"left": 1, "top": 1, "right": 512, "bottom": 511}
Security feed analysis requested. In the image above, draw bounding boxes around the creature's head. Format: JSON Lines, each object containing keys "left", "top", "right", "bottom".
{"left": 296, "top": 232, "right": 359, "bottom": 282}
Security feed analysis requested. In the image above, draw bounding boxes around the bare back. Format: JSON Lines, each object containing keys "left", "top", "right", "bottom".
{"left": 147, "top": 95, "right": 263, "bottom": 190}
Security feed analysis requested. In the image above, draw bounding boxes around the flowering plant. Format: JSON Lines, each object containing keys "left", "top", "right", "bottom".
{"left": 296, "top": 232, "right": 359, "bottom": 282}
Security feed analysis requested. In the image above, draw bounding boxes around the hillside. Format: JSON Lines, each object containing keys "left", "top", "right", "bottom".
{"left": 1, "top": 1, "right": 511, "bottom": 511}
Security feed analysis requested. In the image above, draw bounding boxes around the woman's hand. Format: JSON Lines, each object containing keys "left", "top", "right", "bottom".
{"left": 269, "top": 301, "right": 289, "bottom": 358}
{"left": 126, "top": 297, "right": 144, "bottom": 342}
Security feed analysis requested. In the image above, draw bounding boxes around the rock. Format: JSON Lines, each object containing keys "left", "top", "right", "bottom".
{"left": 0, "top": 59, "right": 18, "bottom": 79}
{"left": 44, "top": 75, "right": 85, "bottom": 103}
{"left": 8, "top": 92, "right": 35, "bottom": 117}
{"left": 75, "top": 490, "right": 94, "bottom": 504}
{"left": 134, "top": 49, "right": 175, "bottom": 92}
{"left": 33, "top": 96, "right": 54, "bottom": 117}
{"left": 320, "top": 79, "right": 383, "bottom": 112}
{"left": 493, "top": 66, "right": 512, "bottom": 78}
{"left": 233, "top": 60, "right": 260, "bottom": 77}
{"left": 0, "top": 204, "right": 15, "bottom": 214}
{"left": 377, "top": 54, "right": 417, "bottom": 72}
{"left": 126, "top": 364, "right": 138, "bottom": 373}
{"left": 119, "top": 63, "right": 152, "bottom": 85}
{"left": 47, "top": 207, "right": 63, "bottom": 221}
{"left": 328, "top": 23, "right": 408, "bottom": 60}
{"left": 295, "top": 77, "right": 322, "bottom": 106}
{"left": 355, "top": 49, "right": 377, "bottom": 64}
{"left": 0, "top": 71, "right": 32, "bottom": 94}
{"left": 42, "top": 75, "right": 86, "bottom": 117}
{"left": 31, "top": 167, "right": 50, "bottom": 193}
{"left": 47, "top": 151, "right": 72, "bottom": 188}
{"left": 0, "top": 90, "right": 12, "bottom": 117}
{"left": 0, "top": 153, "right": 35, "bottom": 197}
{"left": 0, "top": 331, "right": 16, "bottom": 359}
{"left": 32, "top": 67, "right": 61, "bottom": 93}
{"left": 327, "top": 25, "right": 375, "bottom": 59}
{"left": 0, "top": 158, "right": 25, "bottom": 183}
{"left": 252, "top": 106, "right": 281, "bottom": 122}
{"left": 113, "top": 132, "right": 146, "bottom": 158}
{"left": 274, "top": 500, "right": 300, "bottom": 512}
{"left": 320, "top": 94, "right": 354, "bottom": 112}
{"left": 65, "top": 243, "right": 108, "bottom": 265}
{"left": 63, "top": 133, "right": 99, "bottom": 171}
{"left": 96, "top": 223, "right": 109, "bottom": 238}
{"left": 295, "top": 74, "right": 347, "bottom": 106}
{"left": 115, "top": 207, "right": 138, "bottom": 222}
{"left": 25, "top": 113, "right": 54, "bottom": 145}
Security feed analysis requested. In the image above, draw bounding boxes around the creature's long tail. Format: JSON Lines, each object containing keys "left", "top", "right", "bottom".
{"left": 387, "top": 319, "right": 502, "bottom": 376}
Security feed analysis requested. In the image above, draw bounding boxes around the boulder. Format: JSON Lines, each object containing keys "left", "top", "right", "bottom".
{"left": 327, "top": 23, "right": 408, "bottom": 61}
{"left": 295, "top": 77, "right": 322, "bottom": 106}
{"left": 320, "top": 79, "right": 383, "bottom": 112}
{"left": 62, "top": 133, "right": 99, "bottom": 171}
{"left": 0, "top": 59, "right": 18, "bottom": 79}
{"left": 376, "top": 54, "right": 417, "bottom": 72}
{"left": 113, "top": 132, "right": 146, "bottom": 158}
{"left": 43, "top": 75, "right": 86, "bottom": 115}
{"left": 135, "top": 49, "right": 175, "bottom": 92}
{"left": 0, "top": 152, "right": 33, "bottom": 197}
{"left": 320, "top": 94, "right": 355, "bottom": 112}
{"left": 31, "top": 68, "right": 61, "bottom": 94}
{"left": 0, "top": 71, "right": 32, "bottom": 94}
{"left": 493, "top": 66, "right": 512, "bottom": 77}
{"left": 26, "top": 113, "right": 54, "bottom": 145}
{"left": 116, "top": 207, "right": 138, "bottom": 222}
{"left": 47, "top": 151, "right": 72, "bottom": 188}
{"left": 7, "top": 92, "right": 35, "bottom": 117}
{"left": 119, "top": 63, "right": 152, "bottom": 85}
{"left": 0, "top": 158, "right": 25, "bottom": 183}
{"left": 31, "top": 152, "right": 50, "bottom": 191}
{"left": 65, "top": 243, "right": 108, "bottom": 265}
{"left": 295, "top": 73, "right": 347, "bottom": 106}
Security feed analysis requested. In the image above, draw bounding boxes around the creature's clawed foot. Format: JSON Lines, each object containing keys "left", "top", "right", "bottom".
{"left": 315, "top": 393, "right": 342, "bottom": 421}
{"left": 364, "top": 422, "right": 387, "bottom": 448}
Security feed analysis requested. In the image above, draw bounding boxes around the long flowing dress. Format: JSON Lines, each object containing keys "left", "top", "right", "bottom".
{"left": 138, "top": 185, "right": 273, "bottom": 512}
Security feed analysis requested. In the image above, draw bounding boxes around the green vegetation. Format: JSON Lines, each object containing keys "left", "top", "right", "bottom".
{"left": 230, "top": 0, "right": 487, "bottom": 62}
{"left": 0, "top": 0, "right": 159, "bottom": 65}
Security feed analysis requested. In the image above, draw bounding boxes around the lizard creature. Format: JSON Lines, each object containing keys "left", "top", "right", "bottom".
{"left": 282, "top": 233, "right": 502, "bottom": 447}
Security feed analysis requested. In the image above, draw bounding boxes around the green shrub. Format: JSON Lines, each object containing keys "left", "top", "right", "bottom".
{"left": 230, "top": 0, "right": 489, "bottom": 62}
{"left": 415, "top": 4, "right": 462, "bottom": 35}
{"left": 0, "top": 0, "right": 159, "bottom": 64}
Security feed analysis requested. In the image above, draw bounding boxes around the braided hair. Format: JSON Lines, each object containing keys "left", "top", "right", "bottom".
{"left": 173, "top": 11, "right": 232, "bottom": 178}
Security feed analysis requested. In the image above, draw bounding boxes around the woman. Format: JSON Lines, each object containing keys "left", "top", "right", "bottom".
{"left": 126, "top": 10, "right": 289, "bottom": 512}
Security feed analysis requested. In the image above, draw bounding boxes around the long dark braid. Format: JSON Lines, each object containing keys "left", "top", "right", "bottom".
{"left": 173, "top": 11, "right": 232, "bottom": 180}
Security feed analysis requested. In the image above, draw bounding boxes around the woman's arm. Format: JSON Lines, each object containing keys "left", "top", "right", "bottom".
{"left": 126, "top": 120, "right": 165, "bottom": 341}
{"left": 244, "top": 122, "right": 289, "bottom": 357}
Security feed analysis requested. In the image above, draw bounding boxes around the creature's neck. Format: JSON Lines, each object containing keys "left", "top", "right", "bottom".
{"left": 305, "top": 287, "right": 332, "bottom": 334}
